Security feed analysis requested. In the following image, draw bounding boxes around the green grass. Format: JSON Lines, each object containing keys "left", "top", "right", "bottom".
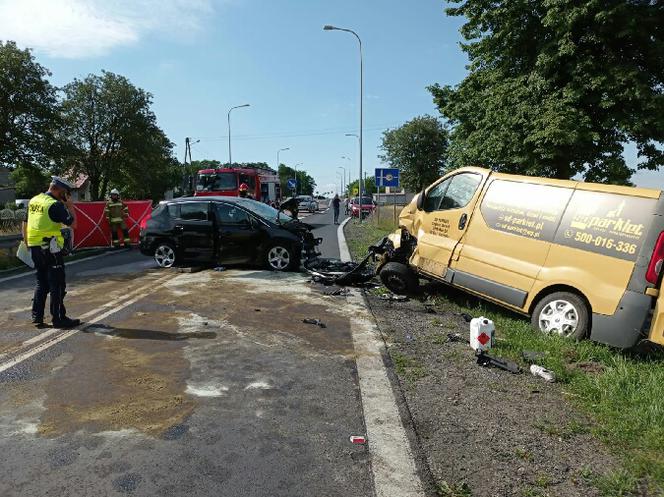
{"left": 390, "top": 350, "right": 428, "bottom": 382}
{"left": 344, "top": 213, "right": 398, "bottom": 261}
{"left": 344, "top": 225, "right": 664, "bottom": 496}
{"left": 436, "top": 481, "right": 472, "bottom": 497}
{"left": 433, "top": 290, "right": 664, "bottom": 495}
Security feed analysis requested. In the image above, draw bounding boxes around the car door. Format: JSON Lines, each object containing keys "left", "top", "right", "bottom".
{"left": 174, "top": 201, "right": 215, "bottom": 262}
{"left": 214, "top": 203, "right": 265, "bottom": 264}
{"left": 411, "top": 171, "right": 486, "bottom": 279}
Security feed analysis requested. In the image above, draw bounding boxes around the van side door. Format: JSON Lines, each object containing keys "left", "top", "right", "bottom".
{"left": 451, "top": 179, "right": 573, "bottom": 309}
{"left": 412, "top": 172, "right": 485, "bottom": 278}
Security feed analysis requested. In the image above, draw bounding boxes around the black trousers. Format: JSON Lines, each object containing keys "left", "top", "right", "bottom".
{"left": 30, "top": 247, "right": 67, "bottom": 322}
{"left": 333, "top": 206, "right": 340, "bottom": 223}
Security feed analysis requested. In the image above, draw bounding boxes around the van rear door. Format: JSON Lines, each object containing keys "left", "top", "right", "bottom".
{"left": 412, "top": 171, "right": 486, "bottom": 278}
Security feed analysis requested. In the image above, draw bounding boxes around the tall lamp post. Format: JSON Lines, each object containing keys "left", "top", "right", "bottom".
{"left": 337, "top": 166, "right": 346, "bottom": 197}
{"left": 345, "top": 133, "right": 360, "bottom": 202}
{"left": 326, "top": 25, "right": 364, "bottom": 221}
{"left": 294, "top": 162, "right": 303, "bottom": 196}
{"left": 336, "top": 172, "right": 344, "bottom": 196}
{"left": 227, "top": 104, "right": 250, "bottom": 166}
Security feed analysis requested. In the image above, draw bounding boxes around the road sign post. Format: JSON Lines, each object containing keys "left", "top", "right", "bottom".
{"left": 375, "top": 168, "right": 400, "bottom": 226}
{"left": 287, "top": 178, "right": 297, "bottom": 194}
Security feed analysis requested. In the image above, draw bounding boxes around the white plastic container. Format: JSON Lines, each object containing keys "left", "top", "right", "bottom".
{"left": 469, "top": 317, "right": 495, "bottom": 352}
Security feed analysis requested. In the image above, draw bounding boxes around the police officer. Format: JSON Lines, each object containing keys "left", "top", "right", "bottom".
{"left": 24, "top": 177, "right": 80, "bottom": 328}
{"left": 105, "top": 188, "right": 130, "bottom": 248}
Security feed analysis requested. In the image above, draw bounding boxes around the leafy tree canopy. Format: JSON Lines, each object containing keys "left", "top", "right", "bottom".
{"left": 379, "top": 115, "right": 449, "bottom": 192}
{"left": 0, "top": 41, "right": 59, "bottom": 169}
{"left": 430, "top": 0, "right": 664, "bottom": 184}
{"left": 59, "top": 71, "right": 176, "bottom": 200}
{"left": 10, "top": 163, "right": 50, "bottom": 198}
{"left": 278, "top": 164, "right": 316, "bottom": 196}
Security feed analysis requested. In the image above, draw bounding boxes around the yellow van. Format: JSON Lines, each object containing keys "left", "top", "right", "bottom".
{"left": 377, "top": 167, "right": 664, "bottom": 348}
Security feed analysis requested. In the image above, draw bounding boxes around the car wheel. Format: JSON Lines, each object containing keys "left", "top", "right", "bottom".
{"left": 531, "top": 291, "right": 589, "bottom": 340}
{"left": 379, "top": 262, "right": 419, "bottom": 295}
{"left": 154, "top": 242, "right": 176, "bottom": 268}
{"left": 266, "top": 244, "right": 296, "bottom": 271}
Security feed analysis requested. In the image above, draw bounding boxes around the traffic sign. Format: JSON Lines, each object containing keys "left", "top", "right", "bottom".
{"left": 375, "top": 168, "right": 400, "bottom": 188}
{"left": 287, "top": 178, "right": 297, "bottom": 189}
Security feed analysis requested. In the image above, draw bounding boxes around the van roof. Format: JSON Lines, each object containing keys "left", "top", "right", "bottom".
{"left": 458, "top": 166, "right": 662, "bottom": 200}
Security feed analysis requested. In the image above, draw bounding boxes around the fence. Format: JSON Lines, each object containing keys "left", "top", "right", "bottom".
{"left": 0, "top": 208, "right": 26, "bottom": 235}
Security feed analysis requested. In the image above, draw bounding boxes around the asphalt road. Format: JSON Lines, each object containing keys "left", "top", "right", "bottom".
{"left": 0, "top": 205, "right": 375, "bottom": 497}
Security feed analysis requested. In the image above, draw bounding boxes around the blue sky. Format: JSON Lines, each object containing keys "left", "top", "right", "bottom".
{"left": 1, "top": 0, "right": 661, "bottom": 193}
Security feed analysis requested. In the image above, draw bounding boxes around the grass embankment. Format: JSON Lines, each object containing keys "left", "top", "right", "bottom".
{"left": 345, "top": 214, "right": 664, "bottom": 496}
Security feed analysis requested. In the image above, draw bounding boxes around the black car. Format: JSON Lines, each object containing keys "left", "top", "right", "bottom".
{"left": 139, "top": 197, "right": 320, "bottom": 270}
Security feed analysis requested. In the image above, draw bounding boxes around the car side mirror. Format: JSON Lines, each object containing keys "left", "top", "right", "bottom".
{"left": 416, "top": 189, "right": 426, "bottom": 211}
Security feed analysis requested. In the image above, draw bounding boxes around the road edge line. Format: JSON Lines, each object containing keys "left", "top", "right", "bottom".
{"left": 337, "top": 219, "right": 424, "bottom": 497}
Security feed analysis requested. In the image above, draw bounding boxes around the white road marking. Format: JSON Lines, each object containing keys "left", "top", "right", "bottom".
{"left": 337, "top": 218, "right": 424, "bottom": 497}
{"left": 185, "top": 385, "right": 228, "bottom": 397}
{"left": 244, "top": 381, "right": 271, "bottom": 390}
{"left": 0, "top": 250, "right": 117, "bottom": 285}
{"left": 0, "top": 273, "right": 173, "bottom": 374}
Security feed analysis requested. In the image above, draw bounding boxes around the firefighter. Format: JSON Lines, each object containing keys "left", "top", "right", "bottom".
{"left": 238, "top": 182, "right": 254, "bottom": 199}
{"left": 105, "top": 188, "right": 131, "bottom": 248}
{"left": 24, "top": 177, "right": 80, "bottom": 328}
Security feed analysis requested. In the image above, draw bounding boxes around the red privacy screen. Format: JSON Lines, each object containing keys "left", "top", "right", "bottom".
{"left": 72, "top": 201, "right": 152, "bottom": 249}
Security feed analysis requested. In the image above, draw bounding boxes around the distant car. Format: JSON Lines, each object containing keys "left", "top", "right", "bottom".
{"left": 350, "top": 196, "right": 376, "bottom": 218}
{"left": 296, "top": 195, "right": 318, "bottom": 213}
{"left": 139, "top": 197, "right": 320, "bottom": 271}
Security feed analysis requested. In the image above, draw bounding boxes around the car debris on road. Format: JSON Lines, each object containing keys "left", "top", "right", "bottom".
{"left": 303, "top": 318, "right": 327, "bottom": 328}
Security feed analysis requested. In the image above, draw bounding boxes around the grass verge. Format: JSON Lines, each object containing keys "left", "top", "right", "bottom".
{"left": 344, "top": 219, "right": 664, "bottom": 496}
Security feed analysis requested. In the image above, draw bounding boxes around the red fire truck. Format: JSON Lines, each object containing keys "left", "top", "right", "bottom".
{"left": 194, "top": 166, "right": 281, "bottom": 202}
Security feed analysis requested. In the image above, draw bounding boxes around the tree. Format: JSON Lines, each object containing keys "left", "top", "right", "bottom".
{"left": 347, "top": 176, "right": 379, "bottom": 197}
{"left": 59, "top": 71, "right": 177, "bottom": 200}
{"left": 379, "top": 115, "right": 449, "bottom": 192}
{"left": 10, "top": 163, "right": 50, "bottom": 198}
{"left": 430, "top": 0, "right": 664, "bottom": 184}
{"left": 278, "top": 164, "right": 316, "bottom": 196}
{"left": 0, "top": 41, "right": 59, "bottom": 169}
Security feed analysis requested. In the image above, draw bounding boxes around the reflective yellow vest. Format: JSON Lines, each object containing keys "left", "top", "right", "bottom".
{"left": 26, "top": 193, "right": 65, "bottom": 248}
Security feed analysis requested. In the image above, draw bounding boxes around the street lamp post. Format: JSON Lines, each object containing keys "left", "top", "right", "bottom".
{"left": 345, "top": 133, "right": 360, "bottom": 203}
{"left": 294, "top": 162, "right": 302, "bottom": 196}
{"left": 336, "top": 172, "right": 344, "bottom": 196}
{"left": 337, "top": 166, "right": 346, "bottom": 197}
{"left": 326, "top": 25, "right": 364, "bottom": 222}
{"left": 276, "top": 147, "right": 290, "bottom": 195}
{"left": 227, "top": 104, "right": 250, "bottom": 167}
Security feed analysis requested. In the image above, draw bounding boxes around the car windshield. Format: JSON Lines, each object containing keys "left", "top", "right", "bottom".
{"left": 234, "top": 198, "right": 294, "bottom": 223}
{"left": 197, "top": 172, "right": 237, "bottom": 192}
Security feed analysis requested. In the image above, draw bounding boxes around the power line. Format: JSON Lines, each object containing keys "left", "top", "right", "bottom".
{"left": 191, "top": 122, "right": 400, "bottom": 143}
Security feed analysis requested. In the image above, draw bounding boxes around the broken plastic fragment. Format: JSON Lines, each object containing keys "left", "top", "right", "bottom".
{"left": 303, "top": 318, "right": 327, "bottom": 328}
{"left": 349, "top": 435, "right": 366, "bottom": 444}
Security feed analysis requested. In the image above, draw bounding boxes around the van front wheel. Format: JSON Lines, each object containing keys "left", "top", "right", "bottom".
{"left": 531, "top": 292, "right": 589, "bottom": 340}
{"left": 379, "top": 262, "right": 419, "bottom": 295}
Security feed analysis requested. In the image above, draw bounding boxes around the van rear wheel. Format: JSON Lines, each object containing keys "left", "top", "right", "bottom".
{"left": 379, "top": 262, "right": 419, "bottom": 295}
{"left": 531, "top": 291, "right": 589, "bottom": 340}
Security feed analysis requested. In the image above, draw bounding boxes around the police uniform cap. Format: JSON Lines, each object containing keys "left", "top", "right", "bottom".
{"left": 51, "top": 176, "right": 75, "bottom": 193}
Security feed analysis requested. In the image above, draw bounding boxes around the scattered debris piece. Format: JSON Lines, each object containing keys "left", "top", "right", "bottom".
{"left": 379, "top": 293, "right": 409, "bottom": 302}
{"left": 213, "top": 266, "right": 226, "bottom": 272}
{"left": 254, "top": 309, "right": 261, "bottom": 312}
{"left": 530, "top": 364, "right": 555, "bottom": 382}
{"left": 304, "top": 255, "right": 375, "bottom": 286}
{"left": 349, "top": 435, "right": 366, "bottom": 444}
{"left": 522, "top": 350, "right": 547, "bottom": 363}
{"left": 459, "top": 312, "right": 474, "bottom": 323}
{"left": 303, "top": 318, "right": 327, "bottom": 328}
{"left": 174, "top": 266, "right": 205, "bottom": 273}
{"left": 476, "top": 351, "right": 522, "bottom": 374}
{"left": 405, "top": 333, "right": 415, "bottom": 343}
{"left": 424, "top": 305, "right": 437, "bottom": 314}
{"left": 447, "top": 333, "right": 469, "bottom": 344}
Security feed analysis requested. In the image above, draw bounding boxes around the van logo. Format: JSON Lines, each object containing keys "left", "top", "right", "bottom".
{"left": 570, "top": 215, "right": 644, "bottom": 237}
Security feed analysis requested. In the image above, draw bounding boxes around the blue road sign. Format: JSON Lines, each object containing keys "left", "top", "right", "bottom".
{"left": 375, "top": 168, "right": 400, "bottom": 188}
{"left": 287, "top": 178, "right": 297, "bottom": 189}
